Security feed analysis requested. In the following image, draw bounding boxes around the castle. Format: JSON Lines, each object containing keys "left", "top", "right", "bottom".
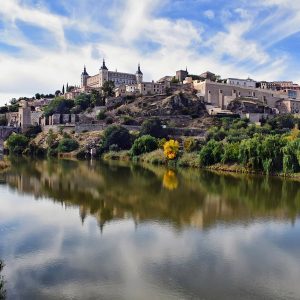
{"left": 81, "top": 60, "right": 143, "bottom": 89}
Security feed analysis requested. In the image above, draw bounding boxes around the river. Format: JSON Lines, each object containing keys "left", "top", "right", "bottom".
{"left": 0, "top": 158, "right": 300, "bottom": 299}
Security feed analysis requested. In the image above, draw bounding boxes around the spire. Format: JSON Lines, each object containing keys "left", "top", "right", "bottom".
{"left": 82, "top": 65, "right": 88, "bottom": 76}
{"left": 136, "top": 63, "right": 143, "bottom": 75}
{"left": 101, "top": 59, "right": 108, "bottom": 70}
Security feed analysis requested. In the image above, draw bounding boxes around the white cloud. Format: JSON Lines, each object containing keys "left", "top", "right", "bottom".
{"left": 204, "top": 10, "right": 215, "bottom": 19}
{"left": 0, "top": 0, "right": 299, "bottom": 105}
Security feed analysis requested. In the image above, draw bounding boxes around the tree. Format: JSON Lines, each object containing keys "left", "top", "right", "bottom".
{"left": 130, "top": 135, "right": 158, "bottom": 156}
{"left": 35, "top": 93, "right": 41, "bottom": 100}
{"left": 6, "top": 133, "right": 29, "bottom": 155}
{"left": 91, "top": 90, "right": 103, "bottom": 106}
{"left": 55, "top": 90, "right": 61, "bottom": 97}
{"left": 101, "top": 125, "right": 132, "bottom": 152}
{"left": 74, "top": 93, "right": 91, "bottom": 111}
{"left": 0, "top": 106, "right": 8, "bottom": 114}
{"left": 101, "top": 80, "right": 115, "bottom": 97}
{"left": 57, "top": 138, "right": 79, "bottom": 153}
{"left": 140, "top": 118, "right": 165, "bottom": 138}
{"left": 62, "top": 85, "right": 65, "bottom": 95}
{"left": 164, "top": 139, "right": 179, "bottom": 160}
{"left": 43, "top": 97, "right": 74, "bottom": 117}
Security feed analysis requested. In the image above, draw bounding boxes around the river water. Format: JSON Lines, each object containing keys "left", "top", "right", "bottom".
{"left": 0, "top": 158, "right": 300, "bottom": 300}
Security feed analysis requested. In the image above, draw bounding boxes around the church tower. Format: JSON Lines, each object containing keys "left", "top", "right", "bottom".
{"left": 99, "top": 59, "right": 109, "bottom": 87}
{"left": 136, "top": 63, "right": 143, "bottom": 84}
{"left": 81, "top": 65, "right": 89, "bottom": 88}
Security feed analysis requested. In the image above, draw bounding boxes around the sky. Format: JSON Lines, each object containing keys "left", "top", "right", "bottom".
{"left": 0, "top": 0, "right": 300, "bottom": 105}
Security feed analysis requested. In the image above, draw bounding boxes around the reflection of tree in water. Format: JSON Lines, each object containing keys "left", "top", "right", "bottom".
{"left": 0, "top": 260, "right": 5, "bottom": 300}
{"left": 163, "top": 170, "right": 179, "bottom": 191}
{"left": 3, "top": 158, "right": 300, "bottom": 230}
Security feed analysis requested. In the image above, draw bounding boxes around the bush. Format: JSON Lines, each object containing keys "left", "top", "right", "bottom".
{"left": 140, "top": 118, "right": 165, "bottom": 138}
{"left": 177, "top": 152, "right": 200, "bottom": 168}
{"left": 122, "top": 115, "right": 136, "bottom": 125}
{"left": 163, "top": 139, "right": 179, "bottom": 160}
{"left": 183, "top": 138, "right": 198, "bottom": 152}
{"left": 199, "top": 140, "right": 223, "bottom": 166}
{"left": 57, "top": 138, "right": 79, "bottom": 153}
{"left": 101, "top": 125, "right": 132, "bottom": 152}
{"left": 140, "top": 149, "right": 166, "bottom": 165}
{"left": 130, "top": 135, "right": 158, "bottom": 156}
{"left": 6, "top": 134, "right": 29, "bottom": 155}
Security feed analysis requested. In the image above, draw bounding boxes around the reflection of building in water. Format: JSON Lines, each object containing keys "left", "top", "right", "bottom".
{"left": 3, "top": 160, "right": 298, "bottom": 232}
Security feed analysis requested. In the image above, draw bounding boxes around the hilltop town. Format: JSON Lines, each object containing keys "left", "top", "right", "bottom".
{"left": 1, "top": 59, "right": 299, "bottom": 136}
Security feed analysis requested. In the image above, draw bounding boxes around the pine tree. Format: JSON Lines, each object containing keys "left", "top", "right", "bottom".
{"left": 62, "top": 85, "right": 65, "bottom": 94}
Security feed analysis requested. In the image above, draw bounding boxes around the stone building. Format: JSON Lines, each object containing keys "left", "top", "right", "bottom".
{"left": 176, "top": 69, "right": 189, "bottom": 82}
{"left": 276, "top": 99, "right": 300, "bottom": 114}
{"left": 226, "top": 77, "right": 256, "bottom": 88}
{"left": 18, "top": 100, "right": 32, "bottom": 130}
{"left": 81, "top": 60, "right": 143, "bottom": 89}
{"left": 116, "top": 81, "right": 170, "bottom": 97}
{"left": 194, "top": 80, "right": 284, "bottom": 109}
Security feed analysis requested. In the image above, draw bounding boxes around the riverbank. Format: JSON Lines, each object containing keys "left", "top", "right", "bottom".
{"left": 102, "top": 149, "right": 300, "bottom": 179}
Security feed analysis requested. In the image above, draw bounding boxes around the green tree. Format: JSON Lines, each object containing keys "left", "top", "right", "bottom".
{"left": 101, "top": 125, "right": 132, "bottom": 152}
{"left": 7, "top": 133, "right": 29, "bottom": 155}
{"left": 57, "top": 138, "right": 79, "bottom": 153}
{"left": 74, "top": 93, "right": 91, "bottom": 111}
{"left": 102, "top": 80, "right": 115, "bottom": 97}
{"left": 91, "top": 90, "right": 103, "bottom": 106}
{"left": 43, "top": 97, "right": 74, "bottom": 117}
{"left": 35, "top": 93, "right": 41, "bottom": 100}
{"left": 130, "top": 135, "right": 158, "bottom": 156}
{"left": 140, "top": 118, "right": 165, "bottom": 138}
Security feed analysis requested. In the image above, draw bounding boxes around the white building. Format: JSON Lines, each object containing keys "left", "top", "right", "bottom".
{"left": 226, "top": 78, "right": 257, "bottom": 88}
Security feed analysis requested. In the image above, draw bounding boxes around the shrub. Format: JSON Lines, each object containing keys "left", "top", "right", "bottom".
{"left": 130, "top": 135, "right": 158, "bottom": 156}
{"left": 6, "top": 134, "right": 29, "bottom": 155}
{"left": 164, "top": 139, "right": 179, "bottom": 160}
{"left": 199, "top": 140, "right": 223, "bottom": 166}
{"left": 140, "top": 149, "right": 166, "bottom": 165}
{"left": 122, "top": 115, "right": 136, "bottom": 125}
{"left": 221, "top": 142, "right": 239, "bottom": 164}
{"left": 57, "top": 138, "right": 79, "bottom": 153}
{"left": 140, "top": 118, "right": 165, "bottom": 138}
{"left": 177, "top": 152, "right": 200, "bottom": 168}
{"left": 183, "top": 138, "right": 198, "bottom": 152}
{"left": 101, "top": 125, "right": 132, "bottom": 152}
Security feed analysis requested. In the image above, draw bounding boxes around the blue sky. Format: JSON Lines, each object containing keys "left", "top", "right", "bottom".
{"left": 0, "top": 0, "right": 300, "bottom": 104}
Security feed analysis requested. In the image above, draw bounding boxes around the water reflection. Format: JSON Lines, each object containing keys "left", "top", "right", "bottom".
{"left": 1, "top": 157, "right": 300, "bottom": 231}
{"left": 1, "top": 158, "right": 300, "bottom": 299}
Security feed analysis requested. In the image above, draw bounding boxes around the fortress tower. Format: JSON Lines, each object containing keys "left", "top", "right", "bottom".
{"left": 99, "top": 59, "right": 109, "bottom": 87}
{"left": 81, "top": 65, "right": 89, "bottom": 88}
{"left": 136, "top": 64, "right": 143, "bottom": 84}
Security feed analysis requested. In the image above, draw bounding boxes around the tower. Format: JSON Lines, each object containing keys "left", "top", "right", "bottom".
{"left": 18, "top": 100, "right": 31, "bottom": 131}
{"left": 136, "top": 63, "right": 143, "bottom": 84}
{"left": 81, "top": 65, "right": 89, "bottom": 88}
{"left": 99, "top": 59, "right": 109, "bottom": 87}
